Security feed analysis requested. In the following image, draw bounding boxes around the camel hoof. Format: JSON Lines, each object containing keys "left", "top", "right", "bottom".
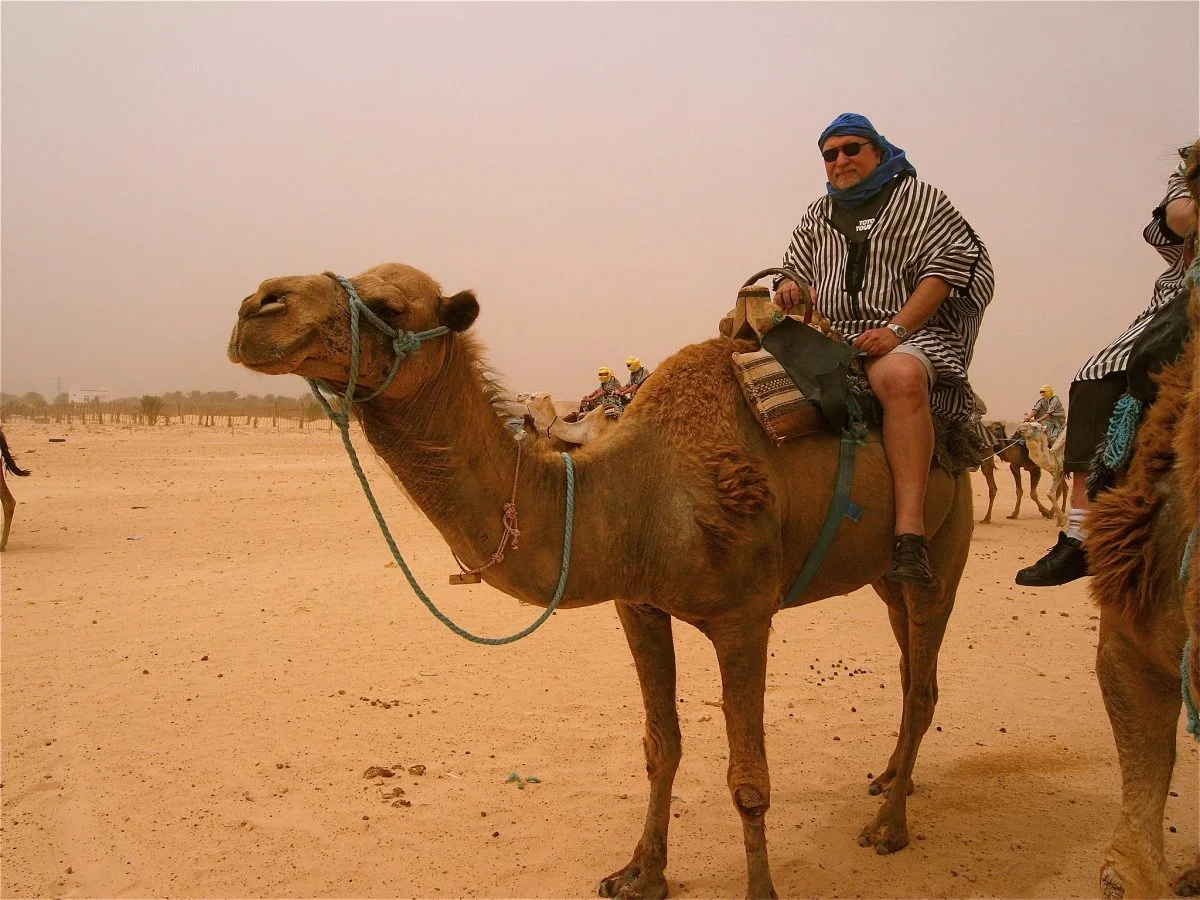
{"left": 858, "top": 820, "right": 908, "bottom": 855}
{"left": 1173, "top": 865, "right": 1200, "bottom": 896}
{"left": 1038, "top": 509, "right": 1053, "bottom": 519}
{"left": 598, "top": 865, "right": 667, "bottom": 900}
{"left": 1006, "top": 513, "right": 1018, "bottom": 520}
{"left": 1100, "top": 865, "right": 1125, "bottom": 900}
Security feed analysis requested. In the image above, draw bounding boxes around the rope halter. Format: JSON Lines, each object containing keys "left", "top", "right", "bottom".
{"left": 307, "top": 273, "right": 450, "bottom": 422}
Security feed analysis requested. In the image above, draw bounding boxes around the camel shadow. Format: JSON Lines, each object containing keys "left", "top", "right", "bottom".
{"left": 765, "top": 744, "right": 1116, "bottom": 899}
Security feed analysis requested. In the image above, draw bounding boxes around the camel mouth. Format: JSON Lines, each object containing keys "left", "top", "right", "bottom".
{"left": 227, "top": 323, "right": 310, "bottom": 375}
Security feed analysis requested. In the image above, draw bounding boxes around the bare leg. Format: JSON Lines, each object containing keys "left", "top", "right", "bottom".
{"left": 865, "top": 354, "right": 933, "bottom": 536}
{"left": 709, "top": 615, "right": 776, "bottom": 899}
{"left": 600, "top": 602, "right": 680, "bottom": 900}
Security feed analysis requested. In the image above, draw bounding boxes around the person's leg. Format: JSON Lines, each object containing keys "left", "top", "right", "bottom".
{"left": 1016, "top": 372, "right": 1127, "bottom": 586}
{"left": 866, "top": 351, "right": 935, "bottom": 583}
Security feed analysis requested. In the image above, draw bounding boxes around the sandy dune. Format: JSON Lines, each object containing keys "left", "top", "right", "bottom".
{"left": 1, "top": 422, "right": 1195, "bottom": 899}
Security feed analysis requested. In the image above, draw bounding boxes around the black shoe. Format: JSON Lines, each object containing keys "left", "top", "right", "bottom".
{"left": 885, "top": 533, "right": 936, "bottom": 586}
{"left": 1015, "top": 532, "right": 1089, "bottom": 586}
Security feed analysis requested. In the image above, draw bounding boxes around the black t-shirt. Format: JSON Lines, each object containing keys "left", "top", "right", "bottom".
{"left": 830, "top": 176, "right": 902, "bottom": 243}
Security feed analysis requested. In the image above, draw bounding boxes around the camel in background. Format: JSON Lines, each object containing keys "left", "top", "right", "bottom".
{"left": 1016, "top": 420, "right": 1068, "bottom": 526}
{"left": 1089, "top": 138, "right": 1199, "bottom": 899}
{"left": 228, "top": 262, "right": 977, "bottom": 899}
{"left": 0, "top": 429, "right": 31, "bottom": 551}
{"left": 977, "top": 421, "right": 1052, "bottom": 523}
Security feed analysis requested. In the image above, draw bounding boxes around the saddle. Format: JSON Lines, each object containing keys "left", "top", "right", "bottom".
{"left": 721, "top": 270, "right": 864, "bottom": 441}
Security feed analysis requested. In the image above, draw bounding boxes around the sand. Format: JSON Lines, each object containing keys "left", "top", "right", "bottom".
{"left": 1, "top": 421, "right": 1196, "bottom": 899}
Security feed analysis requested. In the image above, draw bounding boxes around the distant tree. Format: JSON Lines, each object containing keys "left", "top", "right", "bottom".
{"left": 140, "top": 395, "right": 164, "bottom": 425}
{"left": 23, "top": 391, "right": 46, "bottom": 408}
{"left": 53, "top": 393, "right": 69, "bottom": 406}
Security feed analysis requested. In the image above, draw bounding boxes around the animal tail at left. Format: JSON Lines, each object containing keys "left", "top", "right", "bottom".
{"left": 0, "top": 432, "right": 31, "bottom": 477}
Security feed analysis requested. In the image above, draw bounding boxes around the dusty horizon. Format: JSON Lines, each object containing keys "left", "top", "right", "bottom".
{"left": 2, "top": 1, "right": 1197, "bottom": 421}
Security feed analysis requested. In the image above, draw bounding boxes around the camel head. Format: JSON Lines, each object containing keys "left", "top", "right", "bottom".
{"left": 228, "top": 263, "right": 479, "bottom": 398}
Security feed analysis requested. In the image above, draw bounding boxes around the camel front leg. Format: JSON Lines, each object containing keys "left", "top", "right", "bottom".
{"left": 709, "top": 615, "right": 776, "bottom": 900}
{"left": 599, "top": 602, "right": 681, "bottom": 900}
{"left": 1096, "top": 609, "right": 1181, "bottom": 900}
{"left": 1028, "top": 466, "right": 1054, "bottom": 518}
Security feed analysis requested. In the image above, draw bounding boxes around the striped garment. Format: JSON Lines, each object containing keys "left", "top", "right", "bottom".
{"left": 781, "top": 175, "right": 994, "bottom": 423}
{"left": 1074, "top": 170, "right": 1191, "bottom": 382}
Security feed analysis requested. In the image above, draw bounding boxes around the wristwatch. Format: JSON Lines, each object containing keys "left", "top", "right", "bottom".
{"left": 886, "top": 323, "right": 908, "bottom": 340}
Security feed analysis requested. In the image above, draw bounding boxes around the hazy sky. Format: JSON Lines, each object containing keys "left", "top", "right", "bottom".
{"left": 2, "top": 1, "right": 1197, "bottom": 418}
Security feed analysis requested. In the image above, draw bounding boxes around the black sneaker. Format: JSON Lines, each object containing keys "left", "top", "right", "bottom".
{"left": 1015, "top": 532, "right": 1089, "bottom": 586}
{"left": 885, "top": 533, "right": 936, "bottom": 586}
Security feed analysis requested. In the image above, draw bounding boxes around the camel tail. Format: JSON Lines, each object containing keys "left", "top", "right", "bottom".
{"left": 0, "top": 432, "right": 30, "bottom": 477}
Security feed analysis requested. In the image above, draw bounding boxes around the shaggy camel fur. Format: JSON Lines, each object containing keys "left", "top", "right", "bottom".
{"left": 0, "top": 429, "right": 30, "bottom": 552}
{"left": 977, "top": 421, "right": 1052, "bottom": 524}
{"left": 1016, "top": 420, "right": 1068, "bottom": 527}
{"left": 228, "top": 263, "right": 975, "bottom": 899}
{"left": 1089, "top": 140, "right": 1199, "bottom": 900}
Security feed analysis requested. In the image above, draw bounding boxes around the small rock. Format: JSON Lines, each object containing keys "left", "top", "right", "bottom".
{"left": 492, "top": 831, "right": 500, "bottom": 838}
{"left": 408, "top": 764, "right": 426, "bottom": 776}
{"left": 363, "top": 766, "right": 395, "bottom": 779}
{"left": 201, "top": 655, "right": 209, "bottom": 661}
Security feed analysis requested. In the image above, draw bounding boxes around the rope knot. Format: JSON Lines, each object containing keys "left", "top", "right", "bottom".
{"left": 392, "top": 331, "right": 422, "bottom": 359}
{"left": 503, "top": 502, "right": 520, "bottom": 550}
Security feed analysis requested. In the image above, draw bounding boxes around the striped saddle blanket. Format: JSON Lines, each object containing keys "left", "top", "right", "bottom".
{"left": 731, "top": 348, "right": 826, "bottom": 445}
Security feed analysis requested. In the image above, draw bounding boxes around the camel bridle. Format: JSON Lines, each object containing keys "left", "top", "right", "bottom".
{"left": 307, "top": 273, "right": 578, "bottom": 646}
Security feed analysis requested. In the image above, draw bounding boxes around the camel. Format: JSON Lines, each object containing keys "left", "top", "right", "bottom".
{"left": 0, "top": 428, "right": 31, "bottom": 551}
{"left": 1088, "top": 139, "right": 1199, "bottom": 900}
{"left": 976, "top": 420, "right": 1052, "bottom": 523}
{"left": 519, "top": 391, "right": 622, "bottom": 449}
{"left": 228, "top": 263, "right": 976, "bottom": 899}
{"left": 1015, "top": 420, "right": 1068, "bottom": 526}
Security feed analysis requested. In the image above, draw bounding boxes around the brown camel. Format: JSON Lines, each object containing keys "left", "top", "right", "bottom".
{"left": 976, "top": 420, "right": 1052, "bottom": 524}
{"left": 1089, "top": 139, "right": 1199, "bottom": 900}
{"left": 228, "top": 263, "right": 976, "bottom": 899}
{"left": 1016, "top": 420, "right": 1068, "bottom": 526}
{"left": 0, "top": 428, "right": 31, "bottom": 552}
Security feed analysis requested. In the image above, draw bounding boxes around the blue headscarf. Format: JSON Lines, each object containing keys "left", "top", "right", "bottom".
{"left": 818, "top": 112, "right": 917, "bottom": 208}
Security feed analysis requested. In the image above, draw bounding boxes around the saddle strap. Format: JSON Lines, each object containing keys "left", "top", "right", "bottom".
{"left": 782, "top": 432, "right": 858, "bottom": 608}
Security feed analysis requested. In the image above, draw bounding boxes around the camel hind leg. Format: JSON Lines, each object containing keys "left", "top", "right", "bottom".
{"left": 1007, "top": 463, "right": 1024, "bottom": 519}
{"left": 1096, "top": 604, "right": 1184, "bottom": 900}
{"left": 978, "top": 459, "right": 997, "bottom": 524}
{"left": 860, "top": 474, "right": 971, "bottom": 854}
{"left": 1, "top": 469, "right": 13, "bottom": 552}
{"left": 600, "top": 602, "right": 681, "bottom": 900}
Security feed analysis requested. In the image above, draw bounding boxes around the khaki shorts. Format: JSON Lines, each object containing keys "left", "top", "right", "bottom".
{"left": 890, "top": 343, "right": 937, "bottom": 387}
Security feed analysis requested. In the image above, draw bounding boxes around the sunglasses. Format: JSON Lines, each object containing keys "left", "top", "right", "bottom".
{"left": 821, "top": 141, "right": 870, "bottom": 163}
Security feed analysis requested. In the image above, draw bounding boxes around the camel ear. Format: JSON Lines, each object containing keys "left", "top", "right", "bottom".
{"left": 438, "top": 291, "right": 479, "bottom": 332}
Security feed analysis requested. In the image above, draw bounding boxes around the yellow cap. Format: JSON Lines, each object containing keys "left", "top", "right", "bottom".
{"left": 1039, "top": 385, "right": 1054, "bottom": 396}
{"left": 626, "top": 356, "right": 640, "bottom": 369}
{"left": 598, "top": 367, "right": 612, "bottom": 379}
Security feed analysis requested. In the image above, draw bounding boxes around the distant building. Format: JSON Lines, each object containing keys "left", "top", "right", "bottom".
{"left": 69, "top": 386, "right": 111, "bottom": 404}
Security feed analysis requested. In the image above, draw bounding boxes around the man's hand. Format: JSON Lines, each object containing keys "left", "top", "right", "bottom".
{"left": 852, "top": 327, "right": 901, "bottom": 358}
{"left": 773, "top": 279, "right": 815, "bottom": 313}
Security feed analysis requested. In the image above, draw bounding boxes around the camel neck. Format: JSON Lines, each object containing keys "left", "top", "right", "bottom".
{"left": 352, "top": 339, "right": 601, "bottom": 608}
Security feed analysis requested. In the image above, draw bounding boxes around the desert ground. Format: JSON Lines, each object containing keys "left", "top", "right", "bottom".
{"left": 1, "top": 420, "right": 1195, "bottom": 900}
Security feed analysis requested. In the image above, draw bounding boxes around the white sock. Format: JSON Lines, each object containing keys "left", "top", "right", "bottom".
{"left": 1066, "top": 507, "right": 1087, "bottom": 542}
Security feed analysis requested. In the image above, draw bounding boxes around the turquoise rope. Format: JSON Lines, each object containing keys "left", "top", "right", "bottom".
{"left": 1183, "top": 638, "right": 1199, "bottom": 741}
{"left": 307, "top": 274, "right": 576, "bottom": 645}
{"left": 1182, "top": 529, "right": 1196, "bottom": 583}
{"left": 1100, "top": 393, "right": 1144, "bottom": 470}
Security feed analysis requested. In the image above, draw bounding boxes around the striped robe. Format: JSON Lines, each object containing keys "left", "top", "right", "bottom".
{"left": 1074, "top": 170, "right": 1190, "bottom": 382}
{"left": 781, "top": 175, "right": 994, "bottom": 423}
